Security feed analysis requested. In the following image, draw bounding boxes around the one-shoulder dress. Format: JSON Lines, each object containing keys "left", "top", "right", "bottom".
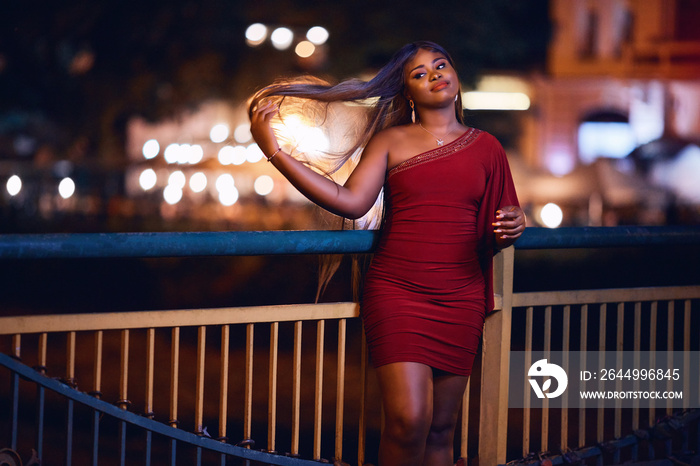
{"left": 361, "top": 128, "right": 519, "bottom": 376}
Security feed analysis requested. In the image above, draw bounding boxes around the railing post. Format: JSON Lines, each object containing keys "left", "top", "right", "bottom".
{"left": 479, "top": 246, "right": 514, "bottom": 465}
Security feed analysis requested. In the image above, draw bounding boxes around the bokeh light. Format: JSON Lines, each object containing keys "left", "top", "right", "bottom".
{"left": 306, "top": 26, "right": 329, "bottom": 45}
{"left": 6, "top": 175, "right": 22, "bottom": 196}
{"left": 245, "top": 23, "right": 268, "bottom": 46}
{"left": 271, "top": 27, "right": 293, "bottom": 50}
{"left": 139, "top": 169, "right": 157, "bottom": 190}
{"left": 254, "top": 175, "right": 274, "bottom": 196}
{"left": 295, "top": 41, "right": 316, "bottom": 58}
{"left": 540, "top": 203, "right": 563, "bottom": 228}
{"left": 58, "top": 177, "right": 76, "bottom": 199}
{"left": 210, "top": 124, "right": 230, "bottom": 143}
{"left": 142, "top": 139, "right": 160, "bottom": 159}
{"left": 233, "top": 124, "right": 252, "bottom": 143}
{"left": 189, "top": 172, "right": 207, "bottom": 193}
{"left": 231, "top": 146, "right": 247, "bottom": 165}
{"left": 246, "top": 143, "right": 265, "bottom": 163}
{"left": 168, "top": 170, "right": 186, "bottom": 189}
{"left": 163, "top": 184, "right": 183, "bottom": 205}
{"left": 164, "top": 143, "right": 180, "bottom": 164}
{"left": 218, "top": 146, "right": 235, "bottom": 165}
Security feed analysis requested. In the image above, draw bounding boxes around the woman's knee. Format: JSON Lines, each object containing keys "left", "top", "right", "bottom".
{"left": 384, "top": 407, "right": 432, "bottom": 444}
{"left": 425, "top": 418, "right": 457, "bottom": 448}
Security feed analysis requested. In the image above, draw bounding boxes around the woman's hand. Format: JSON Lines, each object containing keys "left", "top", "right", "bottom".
{"left": 493, "top": 205, "right": 526, "bottom": 248}
{"left": 249, "top": 100, "right": 281, "bottom": 158}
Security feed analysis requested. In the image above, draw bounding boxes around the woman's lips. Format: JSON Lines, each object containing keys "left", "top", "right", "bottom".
{"left": 432, "top": 81, "right": 449, "bottom": 91}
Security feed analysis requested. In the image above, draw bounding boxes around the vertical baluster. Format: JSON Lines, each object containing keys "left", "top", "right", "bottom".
{"left": 244, "top": 323, "right": 254, "bottom": 445}
{"left": 579, "top": 305, "right": 588, "bottom": 448}
{"left": 11, "top": 334, "right": 20, "bottom": 452}
{"left": 541, "top": 306, "right": 551, "bottom": 453}
{"left": 357, "top": 330, "right": 368, "bottom": 466}
{"left": 145, "top": 328, "right": 155, "bottom": 466}
{"left": 91, "top": 331, "right": 103, "bottom": 466}
{"left": 194, "top": 326, "right": 206, "bottom": 463}
{"left": 459, "top": 377, "right": 471, "bottom": 461}
{"left": 649, "top": 302, "right": 657, "bottom": 429}
{"left": 170, "top": 327, "right": 180, "bottom": 466}
{"left": 36, "top": 333, "right": 47, "bottom": 462}
{"left": 195, "top": 326, "right": 206, "bottom": 435}
{"left": 119, "top": 330, "right": 130, "bottom": 466}
{"left": 314, "top": 320, "right": 325, "bottom": 460}
{"left": 561, "top": 305, "right": 570, "bottom": 451}
{"left": 219, "top": 325, "right": 230, "bottom": 441}
{"left": 268, "top": 322, "right": 279, "bottom": 453}
{"left": 597, "top": 304, "right": 606, "bottom": 444}
{"left": 613, "top": 303, "right": 624, "bottom": 464}
{"left": 523, "top": 306, "right": 533, "bottom": 456}
{"left": 631, "top": 302, "right": 641, "bottom": 462}
{"left": 219, "top": 324, "right": 230, "bottom": 466}
{"left": 683, "top": 300, "right": 690, "bottom": 411}
{"left": 291, "top": 321, "right": 303, "bottom": 457}
{"left": 335, "top": 319, "right": 347, "bottom": 462}
{"left": 66, "top": 331, "right": 76, "bottom": 466}
{"left": 666, "top": 301, "right": 674, "bottom": 415}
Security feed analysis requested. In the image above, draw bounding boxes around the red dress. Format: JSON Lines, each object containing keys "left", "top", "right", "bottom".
{"left": 361, "top": 128, "right": 519, "bottom": 376}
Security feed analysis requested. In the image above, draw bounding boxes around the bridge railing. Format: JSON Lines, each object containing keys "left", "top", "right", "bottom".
{"left": 1, "top": 226, "right": 699, "bottom": 466}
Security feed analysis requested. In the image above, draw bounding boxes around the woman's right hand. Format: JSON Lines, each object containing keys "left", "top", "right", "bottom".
{"left": 249, "top": 100, "right": 281, "bottom": 158}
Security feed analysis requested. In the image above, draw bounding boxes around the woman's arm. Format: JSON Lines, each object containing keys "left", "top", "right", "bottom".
{"left": 493, "top": 205, "right": 526, "bottom": 249}
{"left": 250, "top": 101, "right": 388, "bottom": 219}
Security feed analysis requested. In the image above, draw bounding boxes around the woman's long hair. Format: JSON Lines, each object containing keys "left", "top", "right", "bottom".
{"left": 248, "top": 41, "right": 465, "bottom": 299}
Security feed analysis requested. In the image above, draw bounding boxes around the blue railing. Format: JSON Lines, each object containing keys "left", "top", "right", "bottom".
{"left": 1, "top": 226, "right": 699, "bottom": 466}
{"left": 1, "top": 226, "right": 698, "bottom": 259}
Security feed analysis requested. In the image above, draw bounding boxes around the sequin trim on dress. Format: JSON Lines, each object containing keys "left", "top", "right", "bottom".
{"left": 388, "top": 127, "right": 482, "bottom": 178}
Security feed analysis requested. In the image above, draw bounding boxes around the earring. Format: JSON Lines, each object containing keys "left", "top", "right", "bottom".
{"left": 410, "top": 100, "right": 415, "bottom": 123}
{"left": 454, "top": 94, "right": 458, "bottom": 102}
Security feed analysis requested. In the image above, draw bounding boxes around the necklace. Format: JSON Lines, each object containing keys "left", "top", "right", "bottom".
{"left": 418, "top": 123, "right": 457, "bottom": 146}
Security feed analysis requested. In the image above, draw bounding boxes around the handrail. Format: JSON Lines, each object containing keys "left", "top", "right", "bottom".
{"left": 0, "top": 352, "right": 315, "bottom": 466}
{"left": 1, "top": 226, "right": 698, "bottom": 259}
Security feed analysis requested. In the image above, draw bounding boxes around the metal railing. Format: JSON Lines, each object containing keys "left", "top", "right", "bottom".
{"left": 1, "top": 226, "right": 699, "bottom": 466}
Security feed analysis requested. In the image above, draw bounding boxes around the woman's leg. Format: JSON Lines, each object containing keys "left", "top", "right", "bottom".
{"left": 422, "top": 373, "right": 469, "bottom": 466}
{"left": 375, "top": 362, "right": 434, "bottom": 466}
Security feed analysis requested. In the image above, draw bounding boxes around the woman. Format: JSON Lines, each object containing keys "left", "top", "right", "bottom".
{"left": 250, "top": 41, "right": 525, "bottom": 466}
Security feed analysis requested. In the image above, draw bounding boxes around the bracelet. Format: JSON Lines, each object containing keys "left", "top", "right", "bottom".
{"left": 267, "top": 147, "right": 282, "bottom": 162}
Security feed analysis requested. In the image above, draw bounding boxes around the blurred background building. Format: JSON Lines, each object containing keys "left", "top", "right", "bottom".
{"left": 1, "top": 0, "right": 699, "bottom": 233}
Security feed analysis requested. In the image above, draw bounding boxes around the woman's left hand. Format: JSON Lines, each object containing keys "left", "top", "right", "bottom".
{"left": 493, "top": 206, "right": 526, "bottom": 241}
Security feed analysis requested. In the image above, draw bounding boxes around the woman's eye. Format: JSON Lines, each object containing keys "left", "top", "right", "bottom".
{"left": 437, "top": 62, "right": 446, "bottom": 69}
{"left": 413, "top": 72, "right": 425, "bottom": 79}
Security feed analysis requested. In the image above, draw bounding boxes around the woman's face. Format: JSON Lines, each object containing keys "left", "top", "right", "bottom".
{"left": 403, "top": 48, "right": 459, "bottom": 107}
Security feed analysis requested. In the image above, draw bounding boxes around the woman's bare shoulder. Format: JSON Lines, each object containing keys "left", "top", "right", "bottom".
{"left": 369, "top": 125, "right": 413, "bottom": 146}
